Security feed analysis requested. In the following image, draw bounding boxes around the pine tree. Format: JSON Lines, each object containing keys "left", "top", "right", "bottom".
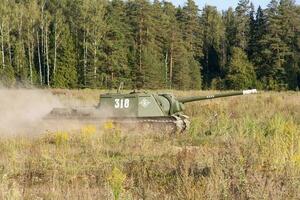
{"left": 201, "top": 5, "right": 225, "bottom": 89}
{"left": 235, "top": 0, "right": 251, "bottom": 50}
{"left": 126, "top": 0, "right": 165, "bottom": 89}
{"left": 103, "top": 0, "right": 131, "bottom": 88}
{"left": 296, "top": 5, "right": 300, "bottom": 89}
{"left": 161, "top": 2, "right": 190, "bottom": 89}
{"left": 226, "top": 47, "right": 256, "bottom": 89}
{"left": 177, "top": 0, "right": 202, "bottom": 89}
{"left": 178, "top": 0, "right": 202, "bottom": 54}
{"left": 172, "top": 41, "right": 192, "bottom": 90}
{"left": 258, "top": 0, "right": 289, "bottom": 89}
{"left": 248, "top": 6, "right": 267, "bottom": 66}
{"left": 52, "top": 24, "right": 77, "bottom": 88}
{"left": 278, "top": 0, "right": 300, "bottom": 89}
{"left": 223, "top": 7, "right": 236, "bottom": 69}
{"left": 143, "top": 41, "right": 165, "bottom": 89}
{"left": 247, "top": 3, "right": 256, "bottom": 59}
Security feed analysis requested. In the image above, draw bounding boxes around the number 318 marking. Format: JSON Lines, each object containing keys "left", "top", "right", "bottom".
{"left": 114, "top": 99, "right": 130, "bottom": 109}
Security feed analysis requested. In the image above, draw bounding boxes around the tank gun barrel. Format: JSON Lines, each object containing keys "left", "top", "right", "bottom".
{"left": 178, "top": 89, "right": 257, "bottom": 104}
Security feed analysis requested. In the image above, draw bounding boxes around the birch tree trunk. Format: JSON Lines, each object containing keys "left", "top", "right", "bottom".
{"left": 139, "top": 35, "right": 142, "bottom": 72}
{"left": 7, "top": 27, "right": 12, "bottom": 66}
{"left": 83, "top": 30, "right": 87, "bottom": 86}
{"left": 41, "top": 3, "right": 45, "bottom": 84}
{"left": 53, "top": 22, "right": 57, "bottom": 76}
{"left": 28, "top": 43, "right": 32, "bottom": 84}
{"left": 94, "top": 39, "right": 97, "bottom": 80}
{"left": 18, "top": 16, "right": 23, "bottom": 73}
{"left": 45, "top": 26, "right": 50, "bottom": 87}
{"left": 169, "top": 38, "right": 174, "bottom": 89}
{"left": 30, "top": 42, "right": 34, "bottom": 84}
{"left": 37, "top": 31, "right": 43, "bottom": 85}
{"left": 0, "top": 22, "right": 5, "bottom": 68}
{"left": 165, "top": 52, "right": 168, "bottom": 86}
{"left": 27, "top": 30, "right": 33, "bottom": 84}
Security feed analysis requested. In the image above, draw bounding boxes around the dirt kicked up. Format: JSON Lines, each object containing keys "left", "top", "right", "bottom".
{"left": 0, "top": 89, "right": 62, "bottom": 135}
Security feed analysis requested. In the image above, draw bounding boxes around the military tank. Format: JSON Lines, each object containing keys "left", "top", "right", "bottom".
{"left": 46, "top": 89, "right": 257, "bottom": 133}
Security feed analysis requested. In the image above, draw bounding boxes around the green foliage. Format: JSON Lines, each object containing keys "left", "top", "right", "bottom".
{"left": 223, "top": 7, "right": 236, "bottom": 63}
{"left": 201, "top": 6, "right": 225, "bottom": 88}
{"left": 14, "top": 42, "right": 30, "bottom": 84}
{"left": 0, "top": 65, "right": 16, "bottom": 87}
{"left": 177, "top": 0, "right": 203, "bottom": 89}
{"left": 102, "top": 0, "right": 131, "bottom": 89}
{"left": 235, "top": 0, "right": 251, "bottom": 50}
{"left": 0, "top": 0, "right": 299, "bottom": 90}
{"left": 258, "top": 1, "right": 287, "bottom": 86}
{"left": 52, "top": 25, "right": 77, "bottom": 88}
{"left": 172, "top": 43, "right": 192, "bottom": 90}
{"left": 108, "top": 167, "right": 126, "bottom": 200}
{"left": 178, "top": 0, "right": 203, "bottom": 55}
{"left": 226, "top": 47, "right": 256, "bottom": 89}
{"left": 54, "top": 131, "right": 69, "bottom": 146}
{"left": 188, "top": 55, "right": 202, "bottom": 89}
{"left": 143, "top": 43, "right": 165, "bottom": 89}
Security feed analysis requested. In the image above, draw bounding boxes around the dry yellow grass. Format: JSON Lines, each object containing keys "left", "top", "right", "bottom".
{"left": 0, "top": 90, "right": 299, "bottom": 199}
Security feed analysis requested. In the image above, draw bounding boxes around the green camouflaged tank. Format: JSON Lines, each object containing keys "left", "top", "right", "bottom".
{"left": 46, "top": 89, "right": 257, "bottom": 133}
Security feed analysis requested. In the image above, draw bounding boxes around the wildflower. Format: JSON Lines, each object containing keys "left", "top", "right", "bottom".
{"left": 55, "top": 131, "right": 69, "bottom": 145}
{"left": 104, "top": 121, "right": 115, "bottom": 130}
{"left": 81, "top": 125, "right": 97, "bottom": 138}
{"left": 108, "top": 167, "right": 126, "bottom": 200}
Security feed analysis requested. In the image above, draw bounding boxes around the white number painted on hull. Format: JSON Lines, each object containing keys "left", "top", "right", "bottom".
{"left": 114, "top": 99, "right": 130, "bottom": 109}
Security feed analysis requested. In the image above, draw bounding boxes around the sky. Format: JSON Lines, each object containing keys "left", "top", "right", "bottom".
{"left": 169, "top": 0, "right": 300, "bottom": 11}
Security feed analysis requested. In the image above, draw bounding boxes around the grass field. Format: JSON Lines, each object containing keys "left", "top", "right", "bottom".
{"left": 0, "top": 90, "right": 299, "bottom": 199}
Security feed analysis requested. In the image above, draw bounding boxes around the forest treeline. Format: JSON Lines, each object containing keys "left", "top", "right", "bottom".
{"left": 0, "top": 0, "right": 299, "bottom": 90}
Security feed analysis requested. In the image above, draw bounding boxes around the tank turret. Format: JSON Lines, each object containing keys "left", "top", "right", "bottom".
{"left": 46, "top": 89, "right": 257, "bottom": 133}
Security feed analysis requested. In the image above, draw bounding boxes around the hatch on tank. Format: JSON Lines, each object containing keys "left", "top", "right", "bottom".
{"left": 97, "top": 93, "right": 166, "bottom": 118}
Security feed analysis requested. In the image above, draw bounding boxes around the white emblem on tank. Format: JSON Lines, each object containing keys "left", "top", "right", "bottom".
{"left": 139, "top": 98, "right": 151, "bottom": 108}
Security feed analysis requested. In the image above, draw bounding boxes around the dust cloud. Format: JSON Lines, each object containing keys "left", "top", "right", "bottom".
{"left": 0, "top": 89, "right": 62, "bottom": 135}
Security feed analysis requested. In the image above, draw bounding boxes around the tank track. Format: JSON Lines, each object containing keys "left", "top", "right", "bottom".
{"left": 111, "top": 115, "right": 190, "bottom": 134}
{"left": 45, "top": 113, "right": 190, "bottom": 134}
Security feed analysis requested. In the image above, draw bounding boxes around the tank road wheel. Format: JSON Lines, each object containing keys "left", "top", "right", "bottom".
{"left": 113, "top": 119, "right": 178, "bottom": 134}
{"left": 183, "top": 119, "right": 190, "bottom": 131}
{"left": 140, "top": 120, "right": 177, "bottom": 134}
{"left": 172, "top": 115, "right": 190, "bottom": 134}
